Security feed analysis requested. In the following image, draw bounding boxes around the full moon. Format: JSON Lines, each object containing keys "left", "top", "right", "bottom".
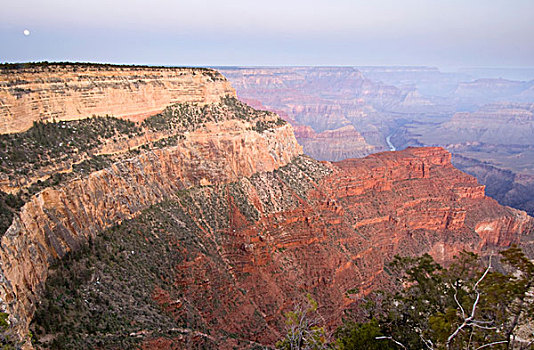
{"left": 23, "top": 29, "right": 30, "bottom": 36}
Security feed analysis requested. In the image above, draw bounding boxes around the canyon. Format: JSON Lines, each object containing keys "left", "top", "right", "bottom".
{"left": 218, "top": 67, "right": 407, "bottom": 161}
{"left": 0, "top": 64, "right": 532, "bottom": 349}
{"left": 29, "top": 147, "right": 534, "bottom": 349}
{"left": 394, "top": 102, "right": 534, "bottom": 216}
{"left": 218, "top": 66, "right": 458, "bottom": 162}
{"left": 219, "top": 67, "right": 534, "bottom": 216}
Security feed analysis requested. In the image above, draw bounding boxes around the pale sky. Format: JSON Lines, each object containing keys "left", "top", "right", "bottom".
{"left": 1, "top": 0, "right": 533, "bottom": 68}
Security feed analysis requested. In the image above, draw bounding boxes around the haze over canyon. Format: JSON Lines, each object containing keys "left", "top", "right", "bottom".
{"left": 219, "top": 66, "right": 534, "bottom": 216}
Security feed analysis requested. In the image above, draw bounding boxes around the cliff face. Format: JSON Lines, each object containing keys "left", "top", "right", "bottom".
{"left": 219, "top": 67, "right": 466, "bottom": 163}
{"left": 0, "top": 64, "right": 235, "bottom": 134}
{"left": 0, "top": 119, "right": 301, "bottom": 344}
{"left": 220, "top": 68, "right": 534, "bottom": 220}
{"left": 29, "top": 148, "right": 534, "bottom": 348}
{"left": 441, "top": 103, "right": 534, "bottom": 145}
{"left": 294, "top": 125, "right": 375, "bottom": 161}
{"left": 0, "top": 64, "right": 302, "bottom": 346}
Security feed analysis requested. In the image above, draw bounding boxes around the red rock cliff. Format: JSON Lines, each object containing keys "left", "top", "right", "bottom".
{"left": 24, "top": 147, "right": 531, "bottom": 348}
{"left": 0, "top": 119, "right": 301, "bottom": 345}
{"left": 120, "top": 147, "right": 531, "bottom": 347}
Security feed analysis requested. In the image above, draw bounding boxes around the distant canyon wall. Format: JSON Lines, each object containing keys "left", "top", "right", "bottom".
{"left": 394, "top": 103, "right": 534, "bottom": 216}
{"left": 218, "top": 67, "right": 397, "bottom": 161}
{"left": 0, "top": 64, "right": 235, "bottom": 134}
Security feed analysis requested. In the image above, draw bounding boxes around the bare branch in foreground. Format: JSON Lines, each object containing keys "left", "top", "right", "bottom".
{"left": 446, "top": 255, "right": 493, "bottom": 349}
{"left": 474, "top": 340, "right": 508, "bottom": 350}
{"left": 376, "top": 336, "right": 407, "bottom": 349}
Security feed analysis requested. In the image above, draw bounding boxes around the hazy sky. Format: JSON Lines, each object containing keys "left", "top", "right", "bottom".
{"left": 1, "top": 0, "right": 533, "bottom": 68}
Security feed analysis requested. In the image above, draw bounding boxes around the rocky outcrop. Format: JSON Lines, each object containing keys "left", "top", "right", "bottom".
{"left": 0, "top": 117, "right": 301, "bottom": 345}
{"left": 0, "top": 64, "right": 235, "bottom": 134}
{"left": 295, "top": 125, "right": 376, "bottom": 161}
{"left": 27, "top": 148, "right": 534, "bottom": 348}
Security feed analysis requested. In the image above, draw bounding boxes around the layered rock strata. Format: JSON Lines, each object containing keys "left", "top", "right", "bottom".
{"left": 29, "top": 148, "right": 534, "bottom": 348}
{"left": 218, "top": 67, "right": 457, "bottom": 162}
{"left": 218, "top": 67, "right": 400, "bottom": 160}
{"left": 0, "top": 64, "right": 235, "bottom": 134}
{"left": 294, "top": 125, "right": 375, "bottom": 161}
{"left": 0, "top": 64, "right": 532, "bottom": 348}
{"left": 0, "top": 118, "right": 301, "bottom": 345}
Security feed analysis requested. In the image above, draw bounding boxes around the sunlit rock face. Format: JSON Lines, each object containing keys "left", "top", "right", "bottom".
{"left": 0, "top": 64, "right": 302, "bottom": 347}
{"left": 0, "top": 64, "right": 236, "bottom": 134}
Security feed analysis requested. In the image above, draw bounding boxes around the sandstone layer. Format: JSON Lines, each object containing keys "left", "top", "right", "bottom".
{"left": 29, "top": 148, "right": 534, "bottom": 348}
{"left": 295, "top": 125, "right": 375, "bottom": 161}
{"left": 0, "top": 63, "right": 235, "bottom": 134}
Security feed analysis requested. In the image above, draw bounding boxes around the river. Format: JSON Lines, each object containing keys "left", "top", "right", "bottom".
{"left": 386, "top": 134, "right": 396, "bottom": 151}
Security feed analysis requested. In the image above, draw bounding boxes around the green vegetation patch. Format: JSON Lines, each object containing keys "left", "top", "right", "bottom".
{"left": 142, "top": 96, "right": 283, "bottom": 133}
{"left": 0, "top": 191, "right": 24, "bottom": 235}
{"left": 0, "top": 117, "right": 141, "bottom": 175}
